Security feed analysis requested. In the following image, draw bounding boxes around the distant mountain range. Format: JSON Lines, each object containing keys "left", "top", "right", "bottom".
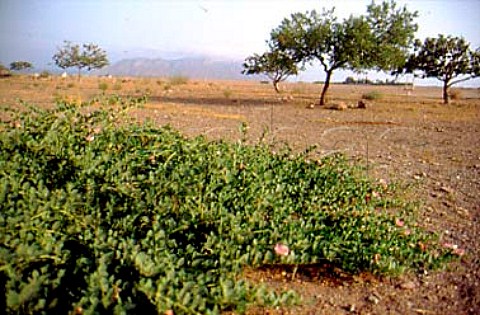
{"left": 94, "top": 57, "right": 249, "bottom": 80}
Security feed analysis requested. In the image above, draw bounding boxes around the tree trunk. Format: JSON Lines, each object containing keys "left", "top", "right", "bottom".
{"left": 442, "top": 82, "right": 449, "bottom": 104}
{"left": 273, "top": 80, "right": 280, "bottom": 93}
{"left": 319, "top": 70, "right": 333, "bottom": 106}
{"left": 77, "top": 67, "right": 81, "bottom": 81}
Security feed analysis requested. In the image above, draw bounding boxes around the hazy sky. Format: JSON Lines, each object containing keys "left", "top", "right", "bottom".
{"left": 1, "top": 0, "right": 479, "bottom": 85}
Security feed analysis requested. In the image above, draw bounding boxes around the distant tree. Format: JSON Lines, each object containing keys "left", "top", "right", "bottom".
{"left": 400, "top": 35, "right": 480, "bottom": 104}
{"left": 10, "top": 61, "right": 33, "bottom": 71}
{"left": 265, "top": 0, "right": 417, "bottom": 106}
{"left": 0, "top": 63, "right": 12, "bottom": 78}
{"left": 243, "top": 47, "right": 299, "bottom": 93}
{"left": 344, "top": 76, "right": 356, "bottom": 84}
{"left": 52, "top": 41, "right": 109, "bottom": 79}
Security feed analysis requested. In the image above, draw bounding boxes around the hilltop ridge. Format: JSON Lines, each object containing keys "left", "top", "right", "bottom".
{"left": 94, "top": 57, "right": 248, "bottom": 80}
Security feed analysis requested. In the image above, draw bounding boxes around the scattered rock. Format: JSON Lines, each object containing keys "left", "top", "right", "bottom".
{"left": 328, "top": 101, "right": 347, "bottom": 110}
{"left": 306, "top": 103, "right": 315, "bottom": 109}
{"left": 400, "top": 281, "right": 417, "bottom": 290}
{"left": 367, "top": 294, "right": 380, "bottom": 304}
{"left": 357, "top": 100, "right": 368, "bottom": 109}
{"left": 413, "top": 172, "right": 427, "bottom": 180}
{"left": 439, "top": 186, "right": 454, "bottom": 194}
{"left": 455, "top": 206, "right": 470, "bottom": 218}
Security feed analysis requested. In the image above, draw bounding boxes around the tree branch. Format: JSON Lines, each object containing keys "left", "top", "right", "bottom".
{"left": 447, "top": 75, "right": 477, "bottom": 87}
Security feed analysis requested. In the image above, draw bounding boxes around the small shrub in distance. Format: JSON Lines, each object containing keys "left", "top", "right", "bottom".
{"left": 449, "top": 89, "right": 462, "bottom": 100}
{"left": 39, "top": 70, "right": 50, "bottom": 79}
{"left": 169, "top": 75, "right": 188, "bottom": 85}
{"left": 98, "top": 81, "right": 108, "bottom": 94}
{"left": 163, "top": 83, "right": 172, "bottom": 91}
{"left": 362, "top": 90, "right": 383, "bottom": 100}
{"left": 223, "top": 88, "right": 233, "bottom": 99}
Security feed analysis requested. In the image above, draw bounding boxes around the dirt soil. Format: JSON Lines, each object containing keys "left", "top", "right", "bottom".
{"left": 1, "top": 76, "right": 479, "bottom": 314}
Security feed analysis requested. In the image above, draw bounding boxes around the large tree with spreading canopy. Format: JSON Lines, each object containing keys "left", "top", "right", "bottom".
{"left": 53, "top": 41, "right": 109, "bottom": 79}
{"left": 245, "top": 1, "right": 418, "bottom": 106}
{"left": 400, "top": 35, "right": 480, "bottom": 104}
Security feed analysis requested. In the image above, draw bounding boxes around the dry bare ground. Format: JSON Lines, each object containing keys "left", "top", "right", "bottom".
{"left": 1, "top": 75, "right": 479, "bottom": 314}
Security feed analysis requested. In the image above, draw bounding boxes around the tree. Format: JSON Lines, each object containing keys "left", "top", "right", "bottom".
{"left": 10, "top": 61, "right": 33, "bottom": 71}
{"left": 52, "top": 41, "right": 109, "bottom": 79}
{"left": 400, "top": 35, "right": 480, "bottom": 104}
{"left": 364, "top": 0, "right": 418, "bottom": 72}
{"left": 264, "top": 0, "right": 417, "bottom": 106}
{"left": 243, "top": 47, "right": 299, "bottom": 93}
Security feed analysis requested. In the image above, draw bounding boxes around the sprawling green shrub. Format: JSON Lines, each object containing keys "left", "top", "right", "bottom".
{"left": 0, "top": 96, "right": 453, "bottom": 314}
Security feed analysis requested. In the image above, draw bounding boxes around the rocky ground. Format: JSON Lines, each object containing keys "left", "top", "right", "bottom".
{"left": 1, "top": 76, "right": 479, "bottom": 314}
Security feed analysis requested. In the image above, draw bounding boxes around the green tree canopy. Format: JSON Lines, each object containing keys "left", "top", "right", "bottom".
{"left": 256, "top": 0, "right": 417, "bottom": 106}
{"left": 365, "top": 0, "right": 418, "bottom": 71}
{"left": 400, "top": 35, "right": 480, "bottom": 104}
{"left": 243, "top": 46, "right": 299, "bottom": 93}
{"left": 52, "top": 41, "right": 109, "bottom": 79}
{"left": 9, "top": 61, "right": 33, "bottom": 71}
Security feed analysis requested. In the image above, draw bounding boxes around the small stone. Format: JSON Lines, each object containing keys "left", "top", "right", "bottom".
{"left": 439, "top": 186, "right": 454, "bottom": 194}
{"left": 367, "top": 294, "right": 380, "bottom": 304}
{"left": 400, "top": 281, "right": 417, "bottom": 290}
{"left": 329, "top": 101, "right": 347, "bottom": 110}
{"left": 357, "top": 100, "right": 368, "bottom": 109}
{"left": 455, "top": 206, "right": 470, "bottom": 218}
{"left": 442, "top": 200, "right": 454, "bottom": 208}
